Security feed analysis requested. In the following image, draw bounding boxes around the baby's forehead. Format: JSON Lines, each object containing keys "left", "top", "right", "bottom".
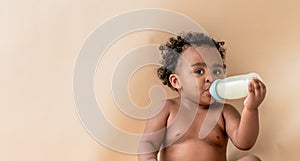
{"left": 180, "top": 46, "right": 223, "bottom": 66}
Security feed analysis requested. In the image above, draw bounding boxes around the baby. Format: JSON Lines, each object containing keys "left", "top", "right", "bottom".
{"left": 138, "top": 32, "right": 266, "bottom": 161}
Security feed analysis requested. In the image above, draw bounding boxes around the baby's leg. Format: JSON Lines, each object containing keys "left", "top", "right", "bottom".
{"left": 237, "top": 155, "right": 261, "bottom": 161}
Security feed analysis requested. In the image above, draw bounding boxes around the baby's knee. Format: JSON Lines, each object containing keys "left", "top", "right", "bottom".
{"left": 238, "top": 155, "right": 261, "bottom": 161}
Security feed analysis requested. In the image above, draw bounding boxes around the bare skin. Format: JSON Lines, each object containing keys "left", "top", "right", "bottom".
{"left": 138, "top": 46, "right": 266, "bottom": 161}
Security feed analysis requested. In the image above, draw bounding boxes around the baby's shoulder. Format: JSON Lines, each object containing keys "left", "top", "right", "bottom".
{"left": 157, "top": 97, "right": 180, "bottom": 114}
{"left": 165, "top": 97, "right": 180, "bottom": 105}
{"left": 164, "top": 97, "right": 180, "bottom": 108}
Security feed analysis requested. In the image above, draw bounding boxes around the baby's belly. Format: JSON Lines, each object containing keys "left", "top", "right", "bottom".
{"left": 159, "top": 138, "right": 227, "bottom": 161}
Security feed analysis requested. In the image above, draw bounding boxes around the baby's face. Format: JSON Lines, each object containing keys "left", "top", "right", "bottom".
{"left": 174, "top": 46, "right": 225, "bottom": 105}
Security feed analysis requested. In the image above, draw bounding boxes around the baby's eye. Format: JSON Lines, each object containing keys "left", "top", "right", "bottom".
{"left": 195, "top": 69, "right": 204, "bottom": 75}
{"left": 213, "top": 69, "right": 223, "bottom": 75}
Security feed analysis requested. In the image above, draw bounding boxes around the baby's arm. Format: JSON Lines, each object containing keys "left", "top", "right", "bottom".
{"left": 224, "top": 78, "right": 266, "bottom": 150}
{"left": 138, "top": 101, "right": 170, "bottom": 161}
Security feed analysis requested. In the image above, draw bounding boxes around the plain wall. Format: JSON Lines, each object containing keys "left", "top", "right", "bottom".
{"left": 1, "top": 0, "right": 300, "bottom": 161}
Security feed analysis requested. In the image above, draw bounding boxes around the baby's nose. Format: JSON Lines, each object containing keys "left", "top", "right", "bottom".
{"left": 205, "top": 76, "right": 213, "bottom": 83}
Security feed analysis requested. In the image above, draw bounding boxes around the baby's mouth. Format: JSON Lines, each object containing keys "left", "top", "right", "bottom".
{"left": 203, "top": 84, "right": 211, "bottom": 91}
{"left": 202, "top": 84, "right": 212, "bottom": 97}
{"left": 204, "top": 90, "right": 211, "bottom": 97}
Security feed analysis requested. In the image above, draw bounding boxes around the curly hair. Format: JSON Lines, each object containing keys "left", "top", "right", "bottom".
{"left": 157, "top": 32, "right": 226, "bottom": 91}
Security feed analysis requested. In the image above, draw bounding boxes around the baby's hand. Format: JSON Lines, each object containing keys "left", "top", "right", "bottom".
{"left": 243, "top": 78, "right": 267, "bottom": 110}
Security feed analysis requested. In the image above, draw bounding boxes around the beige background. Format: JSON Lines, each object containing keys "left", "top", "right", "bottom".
{"left": 1, "top": 0, "right": 300, "bottom": 161}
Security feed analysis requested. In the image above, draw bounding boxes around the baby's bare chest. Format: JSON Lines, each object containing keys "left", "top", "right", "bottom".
{"left": 160, "top": 119, "right": 228, "bottom": 161}
{"left": 164, "top": 109, "right": 227, "bottom": 148}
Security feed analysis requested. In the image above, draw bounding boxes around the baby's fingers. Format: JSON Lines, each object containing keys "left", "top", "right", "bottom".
{"left": 258, "top": 79, "right": 267, "bottom": 98}
{"left": 248, "top": 79, "right": 255, "bottom": 93}
{"left": 253, "top": 78, "right": 266, "bottom": 99}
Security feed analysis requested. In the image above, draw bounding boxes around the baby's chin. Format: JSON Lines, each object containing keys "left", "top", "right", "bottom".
{"left": 198, "top": 98, "right": 214, "bottom": 107}
{"left": 199, "top": 93, "right": 215, "bottom": 105}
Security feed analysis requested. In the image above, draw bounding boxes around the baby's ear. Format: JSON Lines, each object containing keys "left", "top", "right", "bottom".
{"left": 169, "top": 74, "right": 181, "bottom": 90}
